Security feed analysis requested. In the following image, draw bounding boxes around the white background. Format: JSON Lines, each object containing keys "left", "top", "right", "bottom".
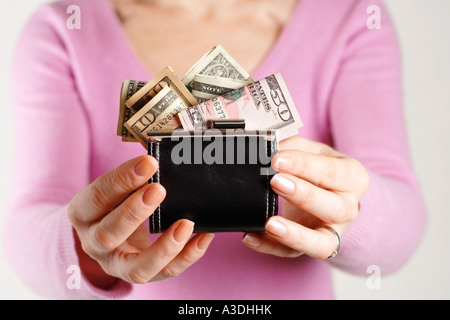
{"left": 0, "top": 0, "right": 449, "bottom": 299}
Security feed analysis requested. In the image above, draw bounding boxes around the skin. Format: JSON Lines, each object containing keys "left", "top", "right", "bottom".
{"left": 69, "top": 155, "right": 215, "bottom": 287}
{"left": 68, "top": 0, "right": 370, "bottom": 288}
{"left": 110, "top": 0, "right": 298, "bottom": 75}
{"left": 242, "top": 136, "right": 369, "bottom": 259}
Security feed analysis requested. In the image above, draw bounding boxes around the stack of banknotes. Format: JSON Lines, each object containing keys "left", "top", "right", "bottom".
{"left": 117, "top": 45, "right": 303, "bottom": 149}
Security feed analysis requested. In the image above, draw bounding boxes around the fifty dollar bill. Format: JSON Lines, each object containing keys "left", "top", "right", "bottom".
{"left": 178, "top": 73, "right": 303, "bottom": 141}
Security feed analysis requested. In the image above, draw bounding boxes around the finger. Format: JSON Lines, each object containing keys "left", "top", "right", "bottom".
{"left": 90, "top": 183, "right": 166, "bottom": 253}
{"left": 152, "top": 233, "right": 215, "bottom": 282}
{"left": 125, "top": 219, "right": 195, "bottom": 284}
{"left": 272, "top": 150, "right": 365, "bottom": 192}
{"left": 270, "top": 173, "right": 356, "bottom": 224}
{"left": 264, "top": 216, "right": 340, "bottom": 260}
{"left": 71, "top": 155, "right": 158, "bottom": 224}
{"left": 242, "top": 232, "right": 302, "bottom": 258}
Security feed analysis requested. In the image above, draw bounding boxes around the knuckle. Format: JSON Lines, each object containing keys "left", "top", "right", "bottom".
{"left": 361, "top": 174, "right": 370, "bottom": 192}
{"left": 119, "top": 204, "right": 143, "bottom": 227}
{"left": 77, "top": 232, "right": 103, "bottom": 261}
{"left": 315, "top": 141, "right": 331, "bottom": 155}
{"left": 80, "top": 240, "right": 96, "bottom": 259}
{"left": 128, "top": 267, "right": 150, "bottom": 284}
{"left": 346, "top": 196, "right": 360, "bottom": 222}
{"left": 349, "top": 158, "right": 370, "bottom": 189}
{"left": 331, "top": 193, "right": 359, "bottom": 224}
{"left": 110, "top": 168, "right": 135, "bottom": 194}
{"left": 93, "top": 227, "right": 116, "bottom": 251}
{"left": 67, "top": 200, "right": 83, "bottom": 227}
{"left": 294, "top": 156, "right": 308, "bottom": 177}
{"left": 161, "top": 265, "right": 182, "bottom": 279}
{"left": 290, "top": 231, "right": 306, "bottom": 252}
{"left": 262, "top": 238, "right": 279, "bottom": 254}
{"left": 358, "top": 165, "right": 370, "bottom": 190}
{"left": 298, "top": 184, "right": 315, "bottom": 208}
{"left": 331, "top": 200, "right": 352, "bottom": 224}
{"left": 183, "top": 248, "right": 202, "bottom": 265}
{"left": 322, "top": 160, "right": 337, "bottom": 185}
{"left": 155, "top": 245, "right": 178, "bottom": 260}
{"left": 89, "top": 182, "right": 110, "bottom": 212}
{"left": 332, "top": 209, "right": 348, "bottom": 224}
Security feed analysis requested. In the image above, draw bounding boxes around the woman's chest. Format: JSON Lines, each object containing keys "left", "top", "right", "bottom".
{"left": 114, "top": 1, "right": 297, "bottom": 76}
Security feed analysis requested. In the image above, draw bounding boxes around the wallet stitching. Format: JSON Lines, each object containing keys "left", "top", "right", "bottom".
{"left": 149, "top": 143, "right": 155, "bottom": 233}
{"left": 272, "top": 191, "right": 276, "bottom": 217}
{"left": 155, "top": 142, "right": 161, "bottom": 233}
{"left": 268, "top": 139, "right": 276, "bottom": 218}
{"left": 272, "top": 141, "right": 277, "bottom": 217}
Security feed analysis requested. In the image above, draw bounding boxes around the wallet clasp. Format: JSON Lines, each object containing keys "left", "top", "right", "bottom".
{"left": 147, "top": 120, "right": 278, "bottom": 143}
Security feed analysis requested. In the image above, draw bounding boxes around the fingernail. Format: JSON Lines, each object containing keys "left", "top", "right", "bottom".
{"left": 242, "top": 234, "right": 261, "bottom": 247}
{"left": 271, "top": 174, "right": 295, "bottom": 195}
{"left": 173, "top": 220, "right": 194, "bottom": 243}
{"left": 273, "top": 155, "right": 293, "bottom": 171}
{"left": 134, "top": 157, "right": 155, "bottom": 177}
{"left": 142, "top": 184, "right": 165, "bottom": 206}
{"left": 266, "top": 218, "right": 287, "bottom": 237}
{"left": 197, "top": 233, "right": 215, "bottom": 251}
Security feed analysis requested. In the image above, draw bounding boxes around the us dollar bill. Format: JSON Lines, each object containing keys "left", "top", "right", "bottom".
{"left": 178, "top": 73, "right": 303, "bottom": 141}
{"left": 117, "top": 80, "right": 148, "bottom": 142}
{"left": 125, "top": 66, "right": 198, "bottom": 114}
{"left": 181, "top": 45, "right": 253, "bottom": 90}
{"left": 125, "top": 86, "right": 189, "bottom": 148}
{"left": 191, "top": 74, "right": 253, "bottom": 103}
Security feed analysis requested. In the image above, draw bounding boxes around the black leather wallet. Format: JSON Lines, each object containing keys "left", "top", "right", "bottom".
{"left": 147, "top": 120, "right": 278, "bottom": 233}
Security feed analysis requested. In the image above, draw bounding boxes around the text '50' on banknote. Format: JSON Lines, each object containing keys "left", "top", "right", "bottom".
{"left": 178, "top": 73, "right": 303, "bottom": 141}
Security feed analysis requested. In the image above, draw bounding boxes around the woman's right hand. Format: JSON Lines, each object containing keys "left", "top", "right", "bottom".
{"left": 67, "top": 155, "right": 214, "bottom": 288}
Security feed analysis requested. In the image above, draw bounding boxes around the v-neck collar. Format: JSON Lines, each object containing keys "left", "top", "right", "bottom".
{"left": 101, "top": 0, "right": 305, "bottom": 81}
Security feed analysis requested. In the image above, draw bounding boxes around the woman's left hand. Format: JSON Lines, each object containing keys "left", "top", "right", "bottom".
{"left": 242, "top": 136, "right": 370, "bottom": 259}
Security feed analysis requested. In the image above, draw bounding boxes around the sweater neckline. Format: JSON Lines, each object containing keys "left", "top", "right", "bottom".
{"left": 101, "top": 0, "right": 305, "bottom": 81}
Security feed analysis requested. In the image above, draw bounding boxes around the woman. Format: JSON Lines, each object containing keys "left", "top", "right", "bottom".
{"left": 3, "top": 0, "right": 426, "bottom": 299}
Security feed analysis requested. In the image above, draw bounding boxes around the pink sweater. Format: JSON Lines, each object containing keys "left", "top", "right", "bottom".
{"left": 3, "top": 0, "right": 427, "bottom": 299}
